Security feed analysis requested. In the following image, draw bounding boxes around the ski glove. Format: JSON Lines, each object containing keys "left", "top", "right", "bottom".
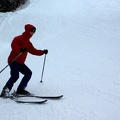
{"left": 20, "top": 48, "right": 27, "bottom": 53}
{"left": 44, "top": 49, "right": 48, "bottom": 54}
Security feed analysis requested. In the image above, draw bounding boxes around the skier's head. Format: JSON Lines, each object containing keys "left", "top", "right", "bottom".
{"left": 24, "top": 24, "right": 36, "bottom": 37}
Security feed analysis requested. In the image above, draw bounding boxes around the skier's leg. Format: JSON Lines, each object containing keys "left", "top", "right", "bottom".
{"left": 1, "top": 62, "right": 19, "bottom": 97}
{"left": 4, "top": 61, "right": 19, "bottom": 91}
{"left": 17, "top": 64, "right": 32, "bottom": 90}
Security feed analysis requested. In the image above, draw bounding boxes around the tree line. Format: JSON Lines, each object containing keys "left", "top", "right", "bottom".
{"left": 0, "top": 0, "right": 27, "bottom": 12}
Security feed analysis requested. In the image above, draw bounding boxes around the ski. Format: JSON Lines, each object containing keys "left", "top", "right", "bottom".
{"left": 14, "top": 99, "right": 47, "bottom": 104}
{"left": 24, "top": 95, "right": 63, "bottom": 99}
{"left": 11, "top": 95, "right": 47, "bottom": 104}
{"left": 12, "top": 92, "right": 63, "bottom": 99}
{"left": 0, "top": 96, "right": 47, "bottom": 104}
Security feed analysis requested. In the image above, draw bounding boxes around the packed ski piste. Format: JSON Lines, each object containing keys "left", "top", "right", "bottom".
{"left": 1, "top": 0, "right": 120, "bottom": 120}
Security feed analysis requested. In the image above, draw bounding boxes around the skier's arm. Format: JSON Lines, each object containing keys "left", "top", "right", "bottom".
{"left": 28, "top": 42, "right": 45, "bottom": 56}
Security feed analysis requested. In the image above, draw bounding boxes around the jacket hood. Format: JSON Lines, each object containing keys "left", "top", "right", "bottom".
{"left": 22, "top": 24, "right": 36, "bottom": 38}
{"left": 25, "top": 24, "right": 36, "bottom": 31}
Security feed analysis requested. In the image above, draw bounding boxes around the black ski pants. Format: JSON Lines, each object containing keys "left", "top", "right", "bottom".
{"left": 4, "top": 61, "right": 32, "bottom": 91}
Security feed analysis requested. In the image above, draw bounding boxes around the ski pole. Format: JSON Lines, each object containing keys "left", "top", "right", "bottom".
{"left": 40, "top": 54, "right": 47, "bottom": 83}
{"left": 0, "top": 52, "right": 22, "bottom": 73}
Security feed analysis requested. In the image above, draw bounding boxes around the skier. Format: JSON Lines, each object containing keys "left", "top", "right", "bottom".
{"left": 0, "top": 24, "right": 48, "bottom": 97}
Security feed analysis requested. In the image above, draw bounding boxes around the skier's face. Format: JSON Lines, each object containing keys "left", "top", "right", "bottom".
{"left": 30, "top": 27, "right": 36, "bottom": 37}
{"left": 30, "top": 31, "right": 35, "bottom": 36}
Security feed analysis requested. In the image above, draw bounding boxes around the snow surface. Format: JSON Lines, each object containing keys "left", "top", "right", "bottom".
{"left": 0, "top": 0, "right": 120, "bottom": 119}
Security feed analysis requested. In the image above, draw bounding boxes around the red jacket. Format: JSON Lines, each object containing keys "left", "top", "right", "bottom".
{"left": 8, "top": 24, "right": 44, "bottom": 64}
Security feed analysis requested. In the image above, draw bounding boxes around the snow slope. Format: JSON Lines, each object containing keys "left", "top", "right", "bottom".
{"left": 0, "top": 0, "right": 120, "bottom": 119}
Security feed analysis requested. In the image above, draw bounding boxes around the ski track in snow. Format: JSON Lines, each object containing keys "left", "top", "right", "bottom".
{"left": 0, "top": 0, "right": 120, "bottom": 120}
